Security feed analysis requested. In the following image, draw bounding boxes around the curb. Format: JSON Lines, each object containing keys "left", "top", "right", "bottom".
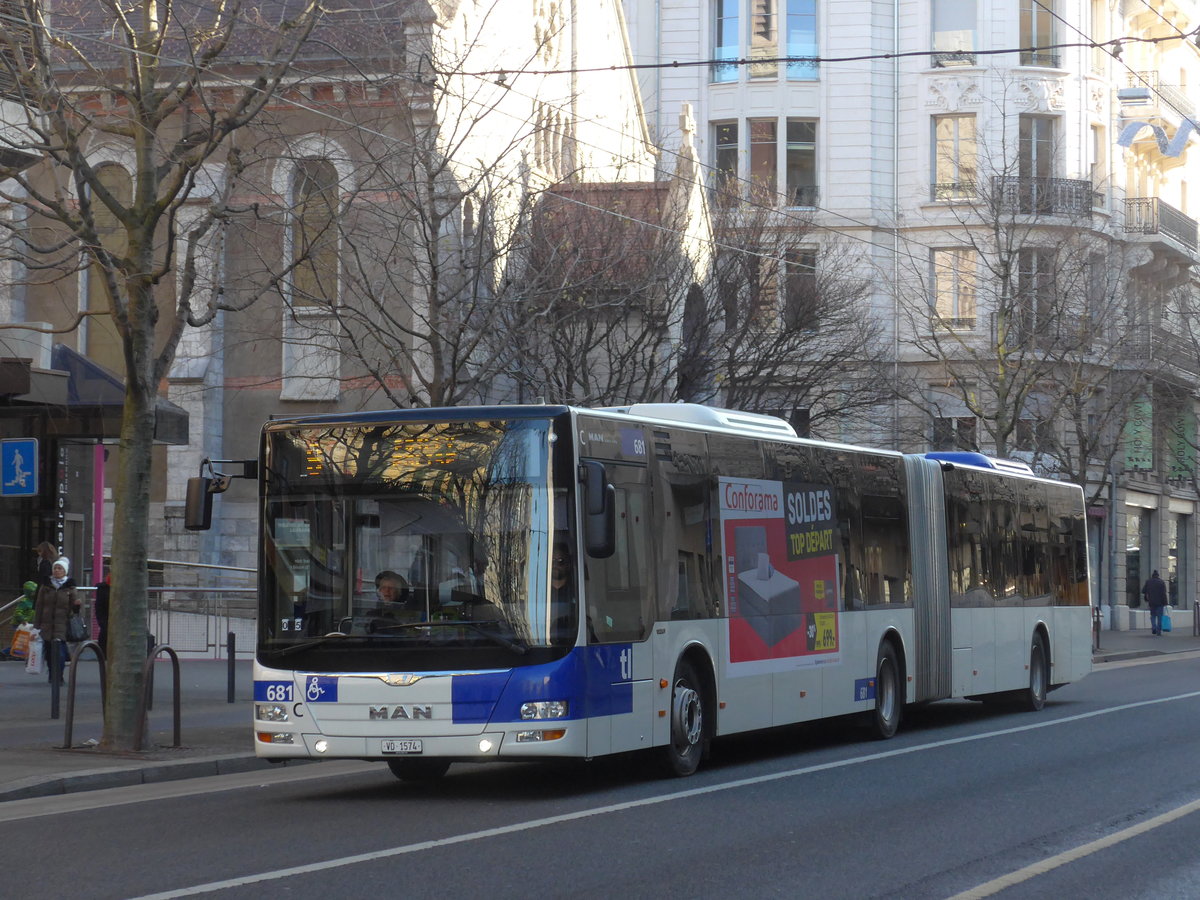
{"left": 0, "top": 754, "right": 313, "bottom": 803}
{"left": 1092, "top": 645, "right": 1200, "bottom": 665}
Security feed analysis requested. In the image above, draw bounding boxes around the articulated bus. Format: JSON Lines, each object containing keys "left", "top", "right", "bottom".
{"left": 191, "top": 403, "right": 1092, "bottom": 781}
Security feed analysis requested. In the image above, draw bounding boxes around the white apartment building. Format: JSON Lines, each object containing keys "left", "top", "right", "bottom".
{"left": 622, "top": 0, "right": 1200, "bottom": 621}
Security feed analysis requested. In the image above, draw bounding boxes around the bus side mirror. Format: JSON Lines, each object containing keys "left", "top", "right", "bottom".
{"left": 581, "top": 461, "right": 615, "bottom": 558}
{"left": 184, "top": 458, "right": 254, "bottom": 531}
{"left": 185, "top": 476, "right": 214, "bottom": 531}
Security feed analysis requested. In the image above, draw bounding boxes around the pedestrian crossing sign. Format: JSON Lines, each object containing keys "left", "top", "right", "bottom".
{"left": 1, "top": 438, "right": 38, "bottom": 497}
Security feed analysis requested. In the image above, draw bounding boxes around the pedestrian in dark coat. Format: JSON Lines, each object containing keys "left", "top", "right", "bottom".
{"left": 34, "top": 557, "right": 78, "bottom": 683}
{"left": 1142, "top": 569, "right": 1168, "bottom": 635}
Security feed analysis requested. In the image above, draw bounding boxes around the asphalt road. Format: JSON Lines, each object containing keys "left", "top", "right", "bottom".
{"left": 5, "top": 653, "right": 1200, "bottom": 900}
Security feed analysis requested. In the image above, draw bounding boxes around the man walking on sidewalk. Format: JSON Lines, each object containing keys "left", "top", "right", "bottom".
{"left": 1142, "top": 570, "right": 1168, "bottom": 635}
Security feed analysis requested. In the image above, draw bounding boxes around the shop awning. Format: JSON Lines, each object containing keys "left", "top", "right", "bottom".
{"left": 0, "top": 345, "right": 189, "bottom": 445}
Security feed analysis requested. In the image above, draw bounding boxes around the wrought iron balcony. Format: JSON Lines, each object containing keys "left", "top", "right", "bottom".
{"left": 992, "top": 176, "right": 1095, "bottom": 218}
{"left": 1124, "top": 324, "right": 1200, "bottom": 378}
{"left": 1127, "top": 72, "right": 1194, "bottom": 118}
{"left": 1019, "top": 49, "right": 1060, "bottom": 68}
{"left": 931, "top": 51, "right": 976, "bottom": 68}
{"left": 931, "top": 181, "right": 975, "bottom": 201}
{"left": 1124, "top": 197, "right": 1198, "bottom": 252}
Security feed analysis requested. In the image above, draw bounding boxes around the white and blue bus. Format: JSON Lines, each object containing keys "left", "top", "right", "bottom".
{"left": 192, "top": 403, "right": 1092, "bottom": 781}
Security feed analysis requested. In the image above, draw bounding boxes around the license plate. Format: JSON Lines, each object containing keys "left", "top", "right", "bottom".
{"left": 381, "top": 739, "right": 423, "bottom": 755}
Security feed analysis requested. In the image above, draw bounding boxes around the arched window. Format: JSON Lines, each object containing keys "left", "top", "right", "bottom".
{"left": 281, "top": 155, "right": 343, "bottom": 400}
{"left": 291, "top": 157, "right": 339, "bottom": 308}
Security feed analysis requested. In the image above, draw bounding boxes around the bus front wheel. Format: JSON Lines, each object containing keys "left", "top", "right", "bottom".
{"left": 387, "top": 758, "right": 451, "bottom": 783}
{"left": 662, "top": 659, "right": 706, "bottom": 777}
{"left": 871, "top": 641, "right": 903, "bottom": 740}
{"left": 1022, "top": 633, "right": 1048, "bottom": 712}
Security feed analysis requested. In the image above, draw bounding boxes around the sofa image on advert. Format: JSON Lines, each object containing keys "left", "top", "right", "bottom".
{"left": 734, "top": 525, "right": 802, "bottom": 646}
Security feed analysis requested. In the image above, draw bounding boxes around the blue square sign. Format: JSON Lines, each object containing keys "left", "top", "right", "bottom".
{"left": 1, "top": 439, "right": 38, "bottom": 497}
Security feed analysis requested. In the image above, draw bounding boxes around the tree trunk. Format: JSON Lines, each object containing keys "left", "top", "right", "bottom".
{"left": 102, "top": 372, "right": 155, "bottom": 750}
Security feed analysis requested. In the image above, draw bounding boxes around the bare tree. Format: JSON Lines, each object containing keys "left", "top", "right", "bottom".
{"left": 230, "top": 2, "right": 662, "bottom": 410}
{"left": 0, "top": 0, "right": 325, "bottom": 750}
{"left": 1149, "top": 283, "right": 1200, "bottom": 501}
{"left": 705, "top": 193, "right": 891, "bottom": 436}
{"left": 894, "top": 112, "right": 1169, "bottom": 506}
{"left": 500, "top": 179, "right": 702, "bottom": 406}
{"left": 492, "top": 176, "right": 890, "bottom": 429}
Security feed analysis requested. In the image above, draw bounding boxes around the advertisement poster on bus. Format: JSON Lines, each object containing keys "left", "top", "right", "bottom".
{"left": 719, "top": 476, "right": 840, "bottom": 675}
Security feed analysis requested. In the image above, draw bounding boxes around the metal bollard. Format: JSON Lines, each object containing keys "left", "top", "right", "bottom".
{"left": 49, "top": 639, "right": 62, "bottom": 719}
{"left": 227, "top": 632, "right": 236, "bottom": 704}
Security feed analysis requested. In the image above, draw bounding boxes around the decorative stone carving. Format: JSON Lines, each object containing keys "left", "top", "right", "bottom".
{"left": 925, "top": 76, "right": 983, "bottom": 110}
{"left": 1013, "top": 78, "right": 1066, "bottom": 112}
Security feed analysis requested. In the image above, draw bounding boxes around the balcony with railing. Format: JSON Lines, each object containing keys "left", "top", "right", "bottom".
{"left": 1124, "top": 324, "right": 1200, "bottom": 379}
{"left": 992, "top": 176, "right": 1096, "bottom": 218}
{"left": 931, "top": 181, "right": 975, "bottom": 202}
{"left": 1019, "top": 49, "right": 1060, "bottom": 68}
{"left": 1124, "top": 197, "right": 1198, "bottom": 254}
{"left": 931, "top": 51, "right": 977, "bottom": 68}
{"left": 1124, "top": 72, "right": 1195, "bottom": 120}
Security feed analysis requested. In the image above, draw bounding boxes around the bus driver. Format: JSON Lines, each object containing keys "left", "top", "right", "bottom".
{"left": 372, "top": 570, "right": 417, "bottom": 620}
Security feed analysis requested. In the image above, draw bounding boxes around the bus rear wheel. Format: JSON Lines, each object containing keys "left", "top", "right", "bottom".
{"left": 871, "top": 641, "right": 902, "bottom": 740}
{"left": 661, "top": 660, "right": 706, "bottom": 777}
{"left": 387, "top": 758, "right": 451, "bottom": 783}
{"left": 1022, "top": 633, "right": 1048, "bottom": 712}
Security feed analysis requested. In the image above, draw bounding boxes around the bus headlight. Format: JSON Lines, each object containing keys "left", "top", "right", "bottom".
{"left": 256, "top": 704, "right": 289, "bottom": 722}
{"left": 520, "top": 700, "right": 568, "bottom": 720}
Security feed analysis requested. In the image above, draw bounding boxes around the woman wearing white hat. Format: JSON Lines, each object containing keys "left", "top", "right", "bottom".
{"left": 34, "top": 557, "right": 79, "bottom": 684}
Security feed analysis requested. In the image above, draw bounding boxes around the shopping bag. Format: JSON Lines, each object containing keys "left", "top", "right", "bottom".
{"left": 24, "top": 633, "right": 44, "bottom": 674}
{"left": 1162, "top": 612, "right": 1173, "bottom": 633}
{"left": 10, "top": 624, "right": 34, "bottom": 660}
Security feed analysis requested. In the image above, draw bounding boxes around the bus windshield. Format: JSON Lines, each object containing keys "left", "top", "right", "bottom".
{"left": 259, "top": 416, "right": 573, "bottom": 670}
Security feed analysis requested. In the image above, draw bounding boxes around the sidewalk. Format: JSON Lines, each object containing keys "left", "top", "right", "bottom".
{"left": 3, "top": 625, "right": 1200, "bottom": 804}
{"left": 0, "top": 653, "right": 300, "bottom": 803}
{"left": 1091, "top": 619, "right": 1200, "bottom": 662}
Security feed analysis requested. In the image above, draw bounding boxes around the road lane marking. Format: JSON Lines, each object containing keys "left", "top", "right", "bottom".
{"left": 128, "top": 689, "right": 1200, "bottom": 899}
{"left": 948, "top": 796, "right": 1200, "bottom": 899}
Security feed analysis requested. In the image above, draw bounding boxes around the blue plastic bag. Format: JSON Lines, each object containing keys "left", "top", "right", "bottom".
{"left": 1162, "top": 612, "right": 1173, "bottom": 633}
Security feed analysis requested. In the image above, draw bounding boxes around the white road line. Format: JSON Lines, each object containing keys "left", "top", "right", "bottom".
{"left": 129, "top": 689, "right": 1200, "bottom": 899}
{"left": 948, "top": 796, "right": 1200, "bottom": 899}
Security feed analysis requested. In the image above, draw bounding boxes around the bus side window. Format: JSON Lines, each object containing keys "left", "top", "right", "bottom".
{"left": 649, "top": 427, "right": 716, "bottom": 621}
{"left": 586, "top": 463, "right": 654, "bottom": 643}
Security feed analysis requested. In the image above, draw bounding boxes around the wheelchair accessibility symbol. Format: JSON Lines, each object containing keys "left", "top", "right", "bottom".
{"left": 304, "top": 675, "right": 338, "bottom": 702}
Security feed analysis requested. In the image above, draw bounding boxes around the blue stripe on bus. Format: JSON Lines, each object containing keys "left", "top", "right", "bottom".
{"left": 450, "top": 645, "right": 634, "bottom": 724}
{"left": 451, "top": 671, "right": 511, "bottom": 724}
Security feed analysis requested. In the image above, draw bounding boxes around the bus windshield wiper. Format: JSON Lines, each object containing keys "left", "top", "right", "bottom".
{"left": 371, "top": 620, "right": 528, "bottom": 654}
{"left": 273, "top": 632, "right": 352, "bottom": 656}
